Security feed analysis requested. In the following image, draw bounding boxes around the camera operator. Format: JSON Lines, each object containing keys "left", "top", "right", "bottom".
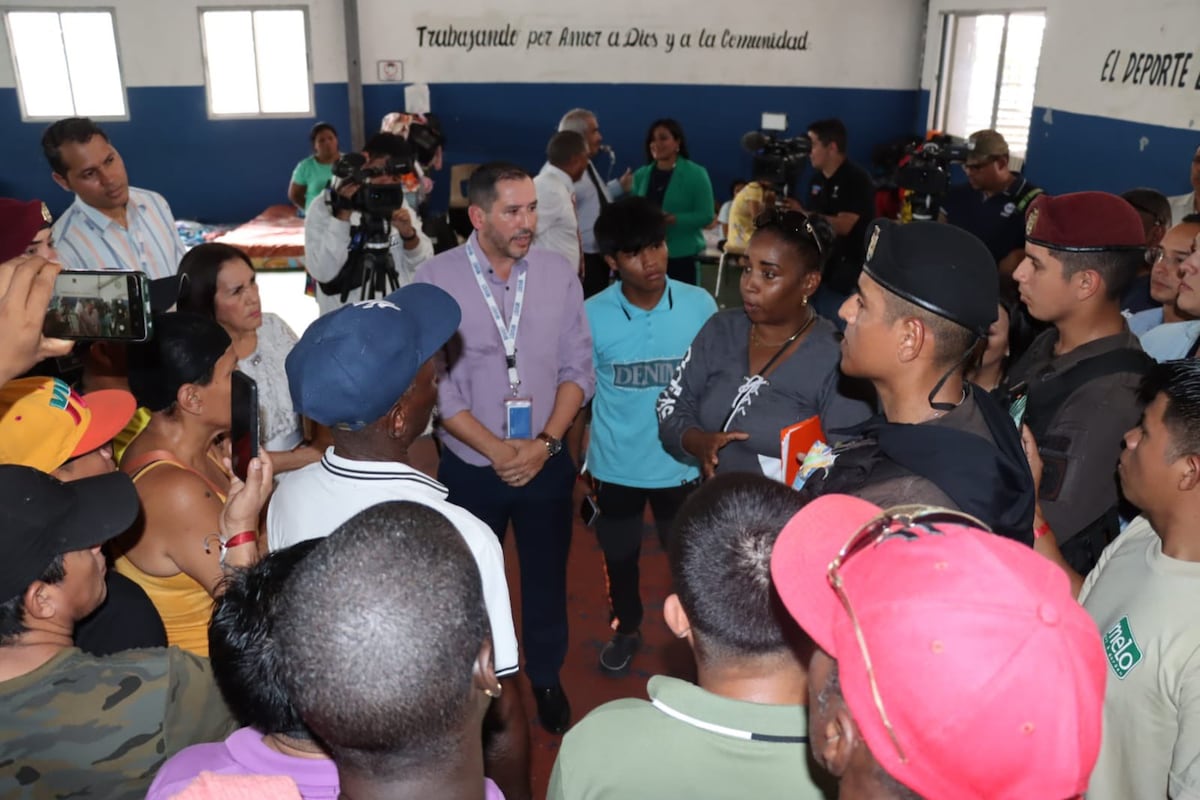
{"left": 938, "top": 130, "right": 1042, "bottom": 281}
{"left": 304, "top": 133, "right": 433, "bottom": 316}
{"left": 800, "top": 118, "right": 875, "bottom": 322}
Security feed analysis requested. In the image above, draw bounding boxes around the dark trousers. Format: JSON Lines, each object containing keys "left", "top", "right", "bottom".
{"left": 582, "top": 252, "right": 612, "bottom": 299}
{"left": 440, "top": 447, "right": 575, "bottom": 689}
{"left": 594, "top": 480, "right": 696, "bottom": 634}
{"left": 667, "top": 256, "right": 698, "bottom": 285}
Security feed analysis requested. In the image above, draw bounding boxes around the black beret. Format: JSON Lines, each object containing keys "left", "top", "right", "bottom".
{"left": 862, "top": 219, "right": 998, "bottom": 338}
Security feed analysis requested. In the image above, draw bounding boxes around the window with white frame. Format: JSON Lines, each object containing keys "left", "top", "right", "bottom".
{"left": 933, "top": 11, "right": 1046, "bottom": 160}
{"left": 3, "top": 10, "right": 127, "bottom": 120}
{"left": 200, "top": 7, "right": 312, "bottom": 117}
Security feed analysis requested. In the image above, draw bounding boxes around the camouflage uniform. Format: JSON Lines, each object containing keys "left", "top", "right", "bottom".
{"left": 0, "top": 646, "right": 234, "bottom": 799}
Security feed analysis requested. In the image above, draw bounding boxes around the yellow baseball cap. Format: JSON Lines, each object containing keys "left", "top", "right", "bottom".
{"left": 0, "top": 377, "right": 137, "bottom": 473}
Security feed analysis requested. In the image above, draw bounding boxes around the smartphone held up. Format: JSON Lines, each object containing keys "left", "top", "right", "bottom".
{"left": 230, "top": 371, "right": 261, "bottom": 482}
{"left": 44, "top": 270, "right": 152, "bottom": 341}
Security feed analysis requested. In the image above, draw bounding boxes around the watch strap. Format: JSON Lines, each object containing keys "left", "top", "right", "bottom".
{"left": 537, "top": 432, "right": 562, "bottom": 456}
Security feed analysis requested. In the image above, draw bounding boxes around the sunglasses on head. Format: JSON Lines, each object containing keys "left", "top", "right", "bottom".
{"left": 826, "top": 504, "right": 992, "bottom": 764}
{"left": 754, "top": 209, "right": 823, "bottom": 256}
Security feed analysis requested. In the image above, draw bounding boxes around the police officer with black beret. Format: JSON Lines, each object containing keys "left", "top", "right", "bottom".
{"left": 799, "top": 219, "right": 1036, "bottom": 544}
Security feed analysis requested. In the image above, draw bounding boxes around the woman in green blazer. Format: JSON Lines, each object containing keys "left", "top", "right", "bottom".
{"left": 631, "top": 118, "right": 716, "bottom": 285}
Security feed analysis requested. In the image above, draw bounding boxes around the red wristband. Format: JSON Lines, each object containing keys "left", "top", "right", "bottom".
{"left": 223, "top": 530, "right": 257, "bottom": 549}
{"left": 1033, "top": 522, "right": 1053, "bottom": 541}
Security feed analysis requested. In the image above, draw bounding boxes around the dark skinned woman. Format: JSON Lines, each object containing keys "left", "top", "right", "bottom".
{"left": 657, "top": 210, "right": 873, "bottom": 478}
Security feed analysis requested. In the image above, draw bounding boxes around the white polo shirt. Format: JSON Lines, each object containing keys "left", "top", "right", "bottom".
{"left": 267, "top": 449, "right": 519, "bottom": 676}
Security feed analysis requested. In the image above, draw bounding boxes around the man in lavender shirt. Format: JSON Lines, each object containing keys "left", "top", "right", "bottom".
{"left": 414, "top": 162, "right": 594, "bottom": 734}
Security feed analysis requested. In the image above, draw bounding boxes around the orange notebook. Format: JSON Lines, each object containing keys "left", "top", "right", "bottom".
{"left": 780, "top": 416, "right": 824, "bottom": 486}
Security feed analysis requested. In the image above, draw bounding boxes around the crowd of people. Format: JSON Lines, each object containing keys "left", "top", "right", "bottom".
{"left": 0, "top": 105, "right": 1198, "bottom": 800}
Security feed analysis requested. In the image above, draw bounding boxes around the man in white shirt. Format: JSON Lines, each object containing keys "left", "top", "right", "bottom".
{"left": 267, "top": 281, "right": 530, "bottom": 800}
{"left": 42, "top": 118, "right": 186, "bottom": 279}
{"left": 533, "top": 131, "right": 590, "bottom": 273}
{"left": 304, "top": 133, "right": 433, "bottom": 316}
{"left": 1169, "top": 145, "right": 1200, "bottom": 225}
{"left": 1079, "top": 359, "right": 1200, "bottom": 800}
{"left": 558, "top": 108, "right": 633, "bottom": 297}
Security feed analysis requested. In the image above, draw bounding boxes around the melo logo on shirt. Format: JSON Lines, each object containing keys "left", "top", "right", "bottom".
{"left": 1103, "top": 616, "right": 1143, "bottom": 680}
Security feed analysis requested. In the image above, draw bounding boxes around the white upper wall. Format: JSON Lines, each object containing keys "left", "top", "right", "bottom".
{"left": 921, "top": 0, "right": 1200, "bottom": 131}
{"left": 358, "top": 0, "right": 925, "bottom": 89}
{"left": 1035, "top": 0, "right": 1199, "bottom": 130}
{"left": 0, "top": 0, "right": 347, "bottom": 88}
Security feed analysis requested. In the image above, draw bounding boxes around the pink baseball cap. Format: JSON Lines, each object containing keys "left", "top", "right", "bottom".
{"left": 770, "top": 494, "right": 1106, "bottom": 800}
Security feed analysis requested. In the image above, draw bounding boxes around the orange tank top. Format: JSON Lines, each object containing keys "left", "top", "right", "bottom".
{"left": 114, "top": 450, "right": 227, "bottom": 657}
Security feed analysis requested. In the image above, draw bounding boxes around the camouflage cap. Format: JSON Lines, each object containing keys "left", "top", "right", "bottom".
{"left": 966, "top": 130, "right": 1009, "bottom": 166}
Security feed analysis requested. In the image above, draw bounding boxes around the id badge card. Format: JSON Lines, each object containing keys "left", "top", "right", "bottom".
{"left": 505, "top": 397, "right": 533, "bottom": 440}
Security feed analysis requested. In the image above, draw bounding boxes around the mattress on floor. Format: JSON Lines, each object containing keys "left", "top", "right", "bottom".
{"left": 211, "top": 204, "right": 306, "bottom": 270}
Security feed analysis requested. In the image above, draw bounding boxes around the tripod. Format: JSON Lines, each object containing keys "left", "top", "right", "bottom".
{"left": 344, "top": 214, "right": 401, "bottom": 302}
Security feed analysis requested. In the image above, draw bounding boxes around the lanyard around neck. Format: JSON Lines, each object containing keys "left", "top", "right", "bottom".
{"left": 466, "top": 239, "right": 526, "bottom": 393}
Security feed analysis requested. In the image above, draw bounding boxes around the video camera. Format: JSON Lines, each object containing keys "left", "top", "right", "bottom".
{"left": 740, "top": 130, "right": 812, "bottom": 189}
{"left": 895, "top": 136, "right": 971, "bottom": 198}
{"left": 407, "top": 114, "right": 445, "bottom": 169}
{"left": 330, "top": 150, "right": 415, "bottom": 217}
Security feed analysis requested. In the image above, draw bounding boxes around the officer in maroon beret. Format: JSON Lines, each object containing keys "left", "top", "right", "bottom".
{"left": 1004, "top": 191, "right": 1154, "bottom": 575}
{"left": 0, "top": 198, "right": 57, "bottom": 262}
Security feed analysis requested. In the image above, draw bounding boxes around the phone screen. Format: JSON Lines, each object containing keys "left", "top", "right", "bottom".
{"left": 46, "top": 270, "right": 152, "bottom": 341}
{"left": 1009, "top": 392, "right": 1029, "bottom": 429}
{"left": 230, "top": 371, "right": 260, "bottom": 482}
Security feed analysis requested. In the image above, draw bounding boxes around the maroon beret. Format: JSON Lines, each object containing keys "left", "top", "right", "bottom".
{"left": 0, "top": 198, "right": 51, "bottom": 262}
{"left": 1024, "top": 191, "right": 1146, "bottom": 252}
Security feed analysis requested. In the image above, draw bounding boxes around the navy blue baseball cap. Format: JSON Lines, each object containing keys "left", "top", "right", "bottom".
{"left": 286, "top": 284, "right": 461, "bottom": 430}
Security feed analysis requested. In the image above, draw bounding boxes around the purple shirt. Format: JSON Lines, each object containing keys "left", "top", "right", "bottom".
{"left": 414, "top": 234, "right": 595, "bottom": 466}
{"left": 147, "top": 727, "right": 507, "bottom": 799}
{"left": 145, "top": 727, "right": 338, "bottom": 800}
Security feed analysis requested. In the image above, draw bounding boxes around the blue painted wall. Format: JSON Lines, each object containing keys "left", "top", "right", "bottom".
{"left": 1025, "top": 106, "right": 1197, "bottom": 197}
{"left": 4, "top": 80, "right": 1190, "bottom": 225}
{"left": 365, "top": 82, "right": 922, "bottom": 212}
{"left": 0, "top": 82, "right": 351, "bottom": 223}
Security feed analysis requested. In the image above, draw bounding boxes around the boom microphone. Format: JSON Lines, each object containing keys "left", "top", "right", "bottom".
{"left": 741, "top": 131, "right": 768, "bottom": 153}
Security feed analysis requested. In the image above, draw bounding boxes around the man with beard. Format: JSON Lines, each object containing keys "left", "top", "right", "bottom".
{"left": 414, "top": 162, "right": 595, "bottom": 735}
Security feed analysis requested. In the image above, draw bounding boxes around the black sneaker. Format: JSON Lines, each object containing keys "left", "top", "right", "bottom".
{"left": 599, "top": 630, "right": 641, "bottom": 676}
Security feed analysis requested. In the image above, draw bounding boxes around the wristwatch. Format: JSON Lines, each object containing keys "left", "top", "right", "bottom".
{"left": 537, "top": 432, "right": 563, "bottom": 457}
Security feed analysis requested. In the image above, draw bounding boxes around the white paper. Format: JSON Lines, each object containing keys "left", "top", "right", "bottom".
{"left": 404, "top": 83, "right": 431, "bottom": 114}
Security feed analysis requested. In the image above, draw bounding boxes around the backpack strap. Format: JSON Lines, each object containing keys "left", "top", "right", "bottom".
{"left": 1014, "top": 184, "right": 1043, "bottom": 213}
{"left": 1023, "top": 348, "right": 1153, "bottom": 440}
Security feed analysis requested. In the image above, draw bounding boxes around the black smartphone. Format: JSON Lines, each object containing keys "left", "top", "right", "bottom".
{"left": 230, "top": 371, "right": 260, "bottom": 482}
{"left": 45, "top": 270, "right": 152, "bottom": 341}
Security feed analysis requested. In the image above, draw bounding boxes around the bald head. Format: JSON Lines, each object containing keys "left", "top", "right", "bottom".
{"left": 275, "top": 501, "right": 489, "bottom": 774}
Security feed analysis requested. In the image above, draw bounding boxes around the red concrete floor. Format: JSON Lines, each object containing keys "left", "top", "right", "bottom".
{"left": 408, "top": 439, "right": 694, "bottom": 798}
{"left": 503, "top": 479, "right": 696, "bottom": 800}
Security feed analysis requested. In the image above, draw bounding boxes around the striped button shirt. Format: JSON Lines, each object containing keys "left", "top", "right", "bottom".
{"left": 53, "top": 187, "right": 187, "bottom": 279}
